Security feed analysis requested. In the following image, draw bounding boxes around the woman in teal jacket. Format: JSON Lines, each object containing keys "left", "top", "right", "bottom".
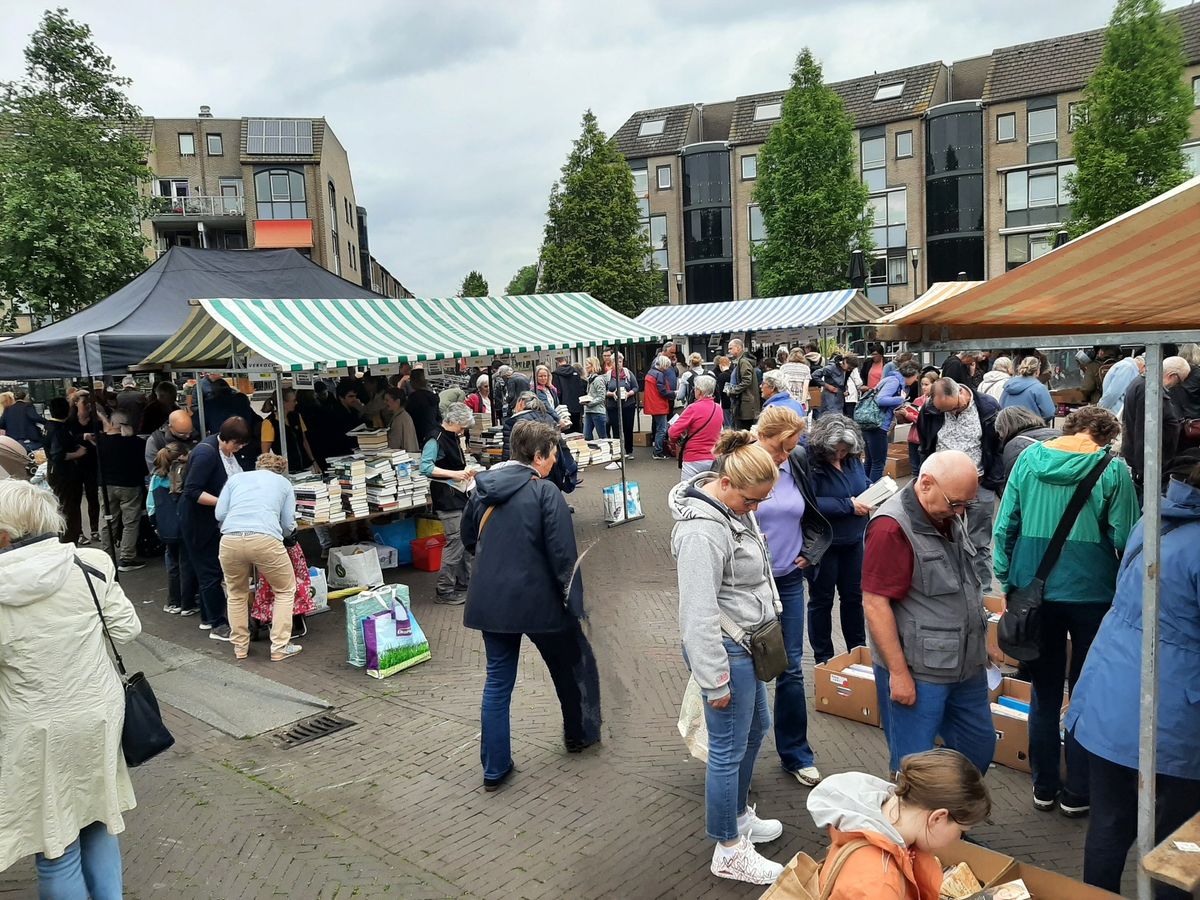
{"left": 1065, "top": 466, "right": 1200, "bottom": 899}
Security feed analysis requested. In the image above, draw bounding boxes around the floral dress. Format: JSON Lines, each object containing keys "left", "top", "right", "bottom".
{"left": 252, "top": 543, "right": 314, "bottom": 621}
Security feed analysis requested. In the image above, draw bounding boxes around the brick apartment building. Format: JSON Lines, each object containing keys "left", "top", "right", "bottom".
{"left": 136, "top": 108, "right": 411, "bottom": 298}
{"left": 612, "top": 3, "right": 1200, "bottom": 309}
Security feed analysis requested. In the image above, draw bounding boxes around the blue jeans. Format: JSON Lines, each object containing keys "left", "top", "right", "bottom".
{"left": 35, "top": 821, "right": 123, "bottom": 900}
{"left": 699, "top": 638, "right": 771, "bottom": 841}
{"left": 774, "top": 568, "right": 815, "bottom": 772}
{"left": 480, "top": 623, "right": 601, "bottom": 781}
{"left": 583, "top": 411, "right": 607, "bottom": 441}
{"left": 874, "top": 665, "right": 995, "bottom": 775}
{"left": 807, "top": 541, "right": 865, "bottom": 665}
{"left": 908, "top": 443, "right": 922, "bottom": 477}
{"left": 652, "top": 414, "right": 669, "bottom": 455}
{"left": 863, "top": 427, "right": 888, "bottom": 484}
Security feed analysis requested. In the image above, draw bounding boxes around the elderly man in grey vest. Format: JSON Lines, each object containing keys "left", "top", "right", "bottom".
{"left": 862, "top": 450, "right": 1002, "bottom": 776}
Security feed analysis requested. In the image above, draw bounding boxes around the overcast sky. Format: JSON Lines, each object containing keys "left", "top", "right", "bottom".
{"left": 0, "top": 0, "right": 1136, "bottom": 296}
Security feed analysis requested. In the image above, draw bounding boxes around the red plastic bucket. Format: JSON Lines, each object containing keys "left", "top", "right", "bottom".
{"left": 411, "top": 535, "right": 446, "bottom": 572}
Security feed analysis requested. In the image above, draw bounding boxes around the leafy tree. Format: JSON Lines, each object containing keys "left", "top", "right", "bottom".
{"left": 753, "top": 49, "right": 873, "bottom": 295}
{"left": 0, "top": 9, "right": 152, "bottom": 328}
{"left": 458, "top": 270, "right": 489, "bottom": 297}
{"left": 538, "top": 110, "right": 659, "bottom": 317}
{"left": 1067, "top": 0, "right": 1192, "bottom": 237}
{"left": 504, "top": 263, "right": 539, "bottom": 295}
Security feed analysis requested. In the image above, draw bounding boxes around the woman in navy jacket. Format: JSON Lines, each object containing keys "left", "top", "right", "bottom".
{"left": 181, "top": 418, "right": 249, "bottom": 640}
{"left": 460, "top": 419, "right": 600, "bottom": 791}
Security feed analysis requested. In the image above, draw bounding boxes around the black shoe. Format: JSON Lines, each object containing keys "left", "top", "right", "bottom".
{"left": 565, "top": 736, "right": 600, "bottom": 754}
{"left": 1059, "top": 792, "right": 1090, "bottom": 818}
{"left": 651, "top": 453, "right": 667, "bottom": 460}
{"left": 435, "top": 591, "right": 466, "bottom": 606}
{"left": 1033, "top": 788, "right": 1058, "bottom": 812}
{"left": 118, "top": 558, "right": 146, "bottom": 572}
{"left": 484, "top": 764, "right": 516, "bottom": 792}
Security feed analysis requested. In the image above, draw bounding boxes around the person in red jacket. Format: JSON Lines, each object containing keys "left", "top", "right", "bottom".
{"left": 644, "top": 354, "right": 676, "bottom": 460}
{"left": 667, "top": 375, "right": 723, "bottom": 480}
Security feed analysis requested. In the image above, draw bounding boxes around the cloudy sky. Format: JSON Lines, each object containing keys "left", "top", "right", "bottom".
{"left": 0, "top": 0, "right": 1131, "bottom": 296}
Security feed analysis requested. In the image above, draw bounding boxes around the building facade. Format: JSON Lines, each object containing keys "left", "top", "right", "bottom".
{"left": 138, "top": 108, "right": 409, "bottom": 297}
{"left": 613, "top": 3, "right": 1200, "bottom": 308}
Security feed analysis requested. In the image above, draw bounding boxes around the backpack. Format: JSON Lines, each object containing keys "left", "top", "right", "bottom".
{"left": 760, "top": 839, "right": 871, "bottom": 900}
{"left": 682, "top": 372, "right": 697, "bottom": 407}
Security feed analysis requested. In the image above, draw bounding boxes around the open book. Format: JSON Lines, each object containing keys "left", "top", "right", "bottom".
{"left": 854, "top": 475, "right": 899, "bottom": 509}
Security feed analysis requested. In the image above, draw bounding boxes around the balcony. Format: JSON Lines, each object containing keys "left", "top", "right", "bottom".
{"left": 150, "top": 195, "right": 244, "bottom": 218}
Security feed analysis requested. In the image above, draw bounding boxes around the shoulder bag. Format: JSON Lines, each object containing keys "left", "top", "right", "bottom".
{"left": 760, "top": 838, "right": 872, "bottom": 900}
{"left": 717, "top": 517, "right": 789, "bottom": 682}
{"left": 998, "top": 452, "right": 1111, "bottom": 662}
{"left": 669, "top": 404, "right": 718, "bottom": 469}
{"left": 76, "top": 557, "right": 176, "bottom": 766}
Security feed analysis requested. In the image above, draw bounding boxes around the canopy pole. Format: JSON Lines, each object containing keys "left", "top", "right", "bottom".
{"left": 1136, "top": 344, "right": 1163, "bottom": 900}
{"left": 609, "top": 342, "right": 643, "bottom": 529}
{"left": 274, "top": 369, "right": 288, "bottom": 467}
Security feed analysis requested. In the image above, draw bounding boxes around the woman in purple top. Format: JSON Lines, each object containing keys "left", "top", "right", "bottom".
{"left": 753, "top": 407, "right": 832, "bottom": 787}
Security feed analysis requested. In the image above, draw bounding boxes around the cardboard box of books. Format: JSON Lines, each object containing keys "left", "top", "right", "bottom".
{"left": 987, "top": 676, "right": 1068, "bottom": 774}
{"left": 937, "top": 840, "right": 1121, "bottom": 898}
{"left": 813, "top": 646, "right": 880, "bottom": 727}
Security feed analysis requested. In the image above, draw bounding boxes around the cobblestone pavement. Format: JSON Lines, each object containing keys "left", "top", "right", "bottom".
{"left": 0, "top": 450, "right": 1135, "bottom": 898}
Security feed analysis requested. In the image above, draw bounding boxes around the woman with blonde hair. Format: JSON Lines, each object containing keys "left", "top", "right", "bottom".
{"left": 1001, "top": 355, "right": 1056, "bottom": 422}
{"left": 670, "top": 432, "right": 789, "bottom": 885}
{"left": 581, "top": 356, "right": 608, "bottom": 441}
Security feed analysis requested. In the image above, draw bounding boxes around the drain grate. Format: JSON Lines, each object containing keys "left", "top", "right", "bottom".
{"left": 275, "top": 713, "right": 355, "bottom": 748}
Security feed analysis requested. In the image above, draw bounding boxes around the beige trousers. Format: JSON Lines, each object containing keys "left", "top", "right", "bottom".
{"left": 219, "top": 533, "right": 296, "bottom": 657}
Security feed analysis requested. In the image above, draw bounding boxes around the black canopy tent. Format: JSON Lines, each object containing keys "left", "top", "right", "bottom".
{"left": 0, "top": 247, "right": 383, "bottom": 380}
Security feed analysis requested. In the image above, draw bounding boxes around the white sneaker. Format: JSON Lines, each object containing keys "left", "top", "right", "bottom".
{"left": 710, "top": 836, "right": 784, "bottom": 885}
{"left": 790, "top": 766, "right": 823, "bottom": 787}
{"left": 604, "top": 462, "right": 620, "bottom": 470}
{"left": 737, "top": 804, "right": 784, "bottom": 843}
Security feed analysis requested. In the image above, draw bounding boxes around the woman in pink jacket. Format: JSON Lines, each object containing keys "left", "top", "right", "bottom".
{"left": 668, "top": 374, "right": 723, "bottom": 480}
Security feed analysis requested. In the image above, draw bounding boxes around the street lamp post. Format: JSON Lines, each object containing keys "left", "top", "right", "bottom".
{"left": 909, "top": 247, "right": 920, "bottom": 297}
{"left": 674, "top": 272, "right": 683, "bottom": 304}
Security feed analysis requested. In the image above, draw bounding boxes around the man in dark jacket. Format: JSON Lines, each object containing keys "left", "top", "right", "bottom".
{"left": 405, "top": 369, "right": 441, "bottom": 444}
{"left": 44, "top": 397, "right": 87, "bottom": 543}
{"left": 460, "top": 419, "right": 600, "bottom": 789}
{"left": 916, "top": 377, "right": 1003, "bottom": 591}
{"left": 502, "top": 393, "right": 577, "bottom": 493}
{"left": 939, "top": 351, "right": 976, "bottom": 388}
{"left": 0, "top": 390, "right": 47, "bottom": 451}
{"left": 551, "top": 356, "right": 587, "bottom": 433}
{"left": 97, "top": 411, "right": 152, "bottom": 570}
{"left": 1122, "top": 357, "right": 1188, "bottom": 502}
{"left": 727, "top": 339, "right": 760, "bottom": 429}
{"left": 140, "top": 380, "right": 179, "bottom": 436}
{"left": 145, "top": 409, "right": 200, "bottom": 472}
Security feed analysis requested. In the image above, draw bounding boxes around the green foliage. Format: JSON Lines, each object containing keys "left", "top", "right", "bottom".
{"left": 753, "top": 49, "right": 873, "bottom": 296}
{"left": 538, "top": 110, "right": 660, "bottom": 317}
{"left": 458, "top": 270, "right": 489, "bottom": 297}
{"left": 0, "top": 9, "right": 152, "bottom": 327}
{"left": 1066, "top": 0, "right": 1192, "bottom": 237}
{"left": 504, "top": 263, "right": 539, "bottom": 295}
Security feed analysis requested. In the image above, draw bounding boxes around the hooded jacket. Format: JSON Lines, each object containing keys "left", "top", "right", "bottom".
{"left": 552, "top": 363, "right": 587, "bottom": 427}
{"left": 993, "top": 434, "right": 1139, "bottom": 603}
{"left": 460, "top": 463, "right": 581, "bottom": 632}
{"left": 0, "top": 539, "right": 141, "bottom": 870}
{"left": 670, "top": 473, "right": 777, "bottom": 701}
{"left": 999, "top": 375, "right": 1056, "bottom": 421}
{"left": 1065, "top": 477, "right": 1200, "bottom": 780}
{"left": 999, "top": 425, "right": 1060, "bottom": 485}
{"left": 978, "top": 369, "right": 1010, "bottom": 403}
{"left": 807, "top": 773, "right": 943, "bottom": 900}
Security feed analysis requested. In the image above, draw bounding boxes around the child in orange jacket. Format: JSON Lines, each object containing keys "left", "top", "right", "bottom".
{"left": 806, "top": 749, "right": 991, "bottom": 899}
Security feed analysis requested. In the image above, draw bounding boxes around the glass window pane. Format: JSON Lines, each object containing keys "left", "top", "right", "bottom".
{"left": 1006, "top": 235, "right": 1029, "bottom": 266}
{"left": 291, "top": 202, "right": 307, "bottom": 219}
{"left": 178, "top": 133, "right": 195, "bottom": 155}
{"left": 861, "top": 137, "right": 885, "bottom": 168}
{"left": 863, "top": 168, "right": 886, "bottom": 192}
{"left": 638, "top": 118, "right": 666, "bottom": 137}
{"left": 1006, "top": 171, "right": 1028, "bottom": 211}
{"left": 257, "top": 202, "right": 273, "bottom": 220}
{"left": 896, "top": 131, "right": 912, "bottom": 158}
{"left": 887, "top": 188, "right": 907, "bottom": 225}
{"left": 871, "top": 226, "right": 887, "bottom": 247}
{"left": 650, "top": 215, "right": 667, "bottom": 249}
{"left": 869, "top": 254, "right": 887, "bottom": 285}
{"left": 748, "top": 205, "right": 765, "bottom": 242}
{"left": 873, "top": 82, "right": 905, "bottom": 101}
{"left": 888, "top": 256, "right": 908, "bottom": 284}
{"left": 1028, "top": 172, "right": 1057, "bottom": 206}
{"left": 1185, "top": 145, "right": 1200, "bottom": 176}
{"left": 741, "top": 155, "right": 757, "bottom": 179}
{"left": 868, "top": 196, "right": 887, "bottom": 226}
{"left": 997, "top": 113, "right": 1015, "bottom": 142}
{"left": 1028, "top": 107, "right": 1057, "bottom": 143}
{"left": 290, "top": 171, "right": 305, "bottom": 199}
{"left": 1030, "top": 235, "right": 1053, "bottom": 260}
{"left": 270, "top": 173, "right": 290, "bottom": 200}
{"left": 637, "top": 197, "right": 650, "bottom": 218}
{"left": 657, "top": 165, "right": 671, "bottom": 189}
{"left": 632, "top": 169, "right": 648, "bottom": 196}
{"left": 887, "top": 224, "right": 907, "bottom": 248}
{"left": 754, "top": 102, "right": 781, "bottom": 121}
{"left": 206, "top": 133, "right": 222, "bottom": 155}
{"left": 653, "top": 249, "right": 668, "bottom": 269}
{"left": 1057, "top": 163, "right": 1076, "bottom": 205}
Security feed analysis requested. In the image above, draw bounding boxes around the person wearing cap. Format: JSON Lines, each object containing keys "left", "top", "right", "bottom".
{"left": 1121, "top": 355, "right": 1189, "bottom": 502}
{"left": 114, "top": 377, "right": 147, "bottom": 429}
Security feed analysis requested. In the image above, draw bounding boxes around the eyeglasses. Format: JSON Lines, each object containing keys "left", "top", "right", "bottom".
{"left": 738, "top": 490, "right": 773, "bottom": 507}
{"left": 928, "top": 476, "right": 977, "bottom": 512}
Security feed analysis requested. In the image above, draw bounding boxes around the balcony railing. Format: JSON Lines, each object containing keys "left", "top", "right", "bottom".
{"left": 151, "top": 195, "right": 245, "bottom": 217}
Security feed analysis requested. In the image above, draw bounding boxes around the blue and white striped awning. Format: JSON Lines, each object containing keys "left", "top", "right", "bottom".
{"left": 633, "top": 290, "right": 879, "bottom": 336}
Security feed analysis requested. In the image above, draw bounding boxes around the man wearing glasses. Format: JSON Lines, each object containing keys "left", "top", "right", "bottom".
{"left": 861, "top": 450, "right": 998, "bottom": 777}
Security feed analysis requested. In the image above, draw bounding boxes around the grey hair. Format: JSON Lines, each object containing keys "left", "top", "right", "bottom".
{"left": 654, "top": 355, "right": 672, "bottom": 371}
{"left": 991, "top": 356, "right": 1014, "bottom": 375}
{"left": 728, "top": 339, "right": 744, "bottom": 351}
{"left": 897, "top": 361, "right": 921, "bottom": 378}
{"left": 777, "top": 347, "right": 790, "bottom": 364}
{"left": 761, "top": 370, "right": 788, "bottom": 394}
{"left": 692, "top": 374, "right": 717, "bottom": 397}
{"left": 0, "top": 481, "right": 66, "bottom": 541}
{"left": 933, "top": 377, "right": 961, "bottom": 399}
{"left": 994, "top": 406, "right": 1046, "bottom": 444}
{"left": 496, "top": 365, "right": 514, "bottom": 378}
{"left": 808, "top": 414, "right": 863, "bottom": 461}
{"left": 516, "top": 391, "right": 543, "bottom": 412}
{"left": 443, "top": 402, "right": 475, "bottom": 428}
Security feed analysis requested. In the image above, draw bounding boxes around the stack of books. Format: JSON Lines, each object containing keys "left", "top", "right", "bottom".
{"left": 480, "top": 426, "right": 504, "bottom": 461}
{"left": 290, "top": 473, "right": 331, "bottom": 525}
{"left": 328, "top": 454, "right": 369, "bottom": 518}
{"left": 364, "top": 456, "right": 400, "bottom": 512}
{"left": 566, "top": 437, "right": 621, "bottom": 467}
{"left": 348, "top": 424, "right": 388, "bottom": 453}
{"left": 325, "top": 477, "right": 346, "bottom": 523}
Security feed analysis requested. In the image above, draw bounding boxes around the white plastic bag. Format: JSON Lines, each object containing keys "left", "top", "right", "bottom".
{"left": 677, "top": 675, "right": 709, "bottom": 763}
{"left": 308, "top": 567, "right": 329, "bottom": 615}
{"left": 328, "top": 543, "right": 384, "bottom": 589}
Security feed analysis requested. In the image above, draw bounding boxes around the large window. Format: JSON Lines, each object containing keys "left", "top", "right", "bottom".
{"left": 868, "top": 188, "right": 907, "bottom": 248}
{"left": 156, "top": 178, "right": 188, "bottom": 199}
{"left": 870, "top": 253, "right": 909, "bottom": 286}
{"left": 1005, "top": 232, "right": 1054, "bottom": 270}
{"left": 748, "top": 204, "right": 765, "bottom": 243}
{"left": 1068, "top": 102, "right": 1088, "bottom": 132}
{"left": 861, "top": 136, "right": 886, "bottom": 192}
{"left": 1004, "top": 162, "right": 1075, "bottom": 226}
{"left": 896, "top": 131, "right": 913, "bottom": 159}
{"left": 684, "top": 207, "right": 732, "bottom": 260}
{"left": 682, "top": 151, "right": 731, "bottom": 206}
{"left": 996, "top": 113, "right": 1016, "bottom": 143}
{"left": 656, "top": 165, "right": 672, "bottom": 190}
{"left": 926, "top": 175, "right": 984, "bottom": 236}
{"left": 754, "top": 102, "right": 781, "bottom": 121}
{"left": 254, "top": 169, "right": 307, "bottom": 220}
{"left": 648, "top": 215, "right": 668, "bottom": 269}
{"left": 740, "top": 154, "right": 757, "bottom": 180}
{"left": 247, "top": 119, "right": 314, "bottom": 155}
{"left": 927, "top": 112, "right": 983, "bottom": 175}
{"left": 178, "top": 133, "right": 195, "bottom": 156}
{"left": 1185, "top": 143, "right": 1200, "bottom": 176}
{"left": 873, "top": 82, "right": 905, "bottom": 102}
{"left": 328, "top": 181, "right": 339, "bottom": 246}
{"left": 1193, "top": 76, "right": 1199, "bottom": 107}
{"left": 1027, "top": 107, "right": 1057, "bottom": 144}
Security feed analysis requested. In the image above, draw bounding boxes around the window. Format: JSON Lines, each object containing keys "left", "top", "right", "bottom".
{"left": 754, "top": 101, "right": 782, "bottom": 121}
{"left": 1004, "top": 162, "right": 1076, "bottom": 226}
{"left": 656, "top": 165, "right": 672, "bottom": 189}
{"left": 1193, "top": 76, "right": 1200, "bottom": 107}
{"left": 206, "top": 133, "right": 223, "bottom": 156}
{"left": 1185, "top": 143, "right": 1200, "bottom": 177}
{"left": 632, "top": 168, "right": 648, "bottom": 197}
{"left": 219, "top": 177, "right": 243, "bottom": 214}
{"left": 1006, "top": 170, "right": 1028, "bottom": 212}
{"left": 867, "top": 187, "right": 907, "bottom": 248}
{"left": 328, "top": 182, "right": 338, "bottom": 243}
{"left": 1068, "top": 102, "right": 1088, "bottom": 132}
{"left": 896, "top": 131, "right": 913, "bottom": 159}
{"left": 348, "top": 241, "right": 354, "bottom": 270}
{"left": 219, "top": 177, "right": 242, "bottom": 197}
{"left": 1027, "top": 107, "right": 1057, "bottom": 143}
{"left": 649, "top": 215, "right": 668, "bottom": 269}
{"left": 254, "top": 168, "right": 307, "bottom": 219}
{"left": 1057, "top": 163, "right": 1076, "bottom": 206}
{"left": 331, "top": 239, "right": 341, "bottom": 276}
{"left": 1028, "top": 171, "right": 1057, "bottom": 207}
{"left": 996, "top": 113, "right": 1016, "bottom": 143}
{"left": 156, "top": 179, "right": 189, "bottom": 198}
{"left": 869, "top": 254, "right": 888, "bottom": 286}
{"left": 748, "top": 204, "right": 765, "bottom": 243}
{"left": 740, "top": 154, "right": 757, "bottom": 180}
{"left": 887, "top": 256, "right": 908, "bottom": 285}
{"left": 1005, "top": 232, "right": 1054, "bottom": 270}
{"left": 638, "top": 118, "right": 665, "bottom": 137}
{"left": 247, "top": 119, "right": 314, "bottom": 154}
{"left": 873, "top": 81, "right": 905, "bottom": 102}
{"left": 178, "top": 133, "right": 195, "bottom": 156}
{"left": 860, "top": 136, "right": 886, "bottom": 192}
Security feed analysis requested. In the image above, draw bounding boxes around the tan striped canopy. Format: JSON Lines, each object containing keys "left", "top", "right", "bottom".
{"left": 876, "top": 175, "right": 1200, "bottom": 342}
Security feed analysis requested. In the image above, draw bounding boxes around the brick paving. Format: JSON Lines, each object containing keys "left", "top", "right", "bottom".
{"left": 0, "top": 451, "right": 1135, "bottom": 898}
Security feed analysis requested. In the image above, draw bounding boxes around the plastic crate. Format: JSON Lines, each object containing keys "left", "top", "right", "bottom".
{"left": 411, "top": 535, "right": 446, "bottom": 572}
{"left": 415, "top": 517, "right": 445, "bottom": 538}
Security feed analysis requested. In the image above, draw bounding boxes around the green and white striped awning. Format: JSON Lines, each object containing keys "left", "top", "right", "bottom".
{"left": 141, "top": 294, "right": 664, "bottom": 371}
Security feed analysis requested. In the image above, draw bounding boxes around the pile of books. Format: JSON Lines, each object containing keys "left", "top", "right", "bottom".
{"left": 348, "top": 424, "right": 388, "bottom": 453}
{"left": 364, "top": 456, "right": 400, "bottom": 513}
{"left": 325, "top": 477, "right": 346, "bottom": 523}
{"left": 328, "top": 455, "right": 369, "bottom": 518}
{"left": 480, "top": 426, "right": 504, "bottom": 461}
{"left": 290, "top": 473, "right": 331, "bottom": 525}
{"left": 566, "top": 437, "right": 622, "bottom": 468}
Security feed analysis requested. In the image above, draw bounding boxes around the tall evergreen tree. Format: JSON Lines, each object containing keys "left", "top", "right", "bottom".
{"left": 504, "top": 263, "right": 539, "bottom": 295}
{"left": 753, "top": 49, "right": 873, "bottom": 296}
{"left": 539, "top": 110, "right": 659, "bottom": 317}
{"left": 0, "top": 9, "right": 152, "bottom": 327}
{"left": 1067, "top": 0, "right": 1192, "bottom": 236}
{"left": 458, "top": 270, "right": 489, "bottom": 297}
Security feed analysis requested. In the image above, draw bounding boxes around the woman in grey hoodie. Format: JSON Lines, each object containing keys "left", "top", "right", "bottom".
{"left": 670, "top": 431, "right": 787, "bottom": 886}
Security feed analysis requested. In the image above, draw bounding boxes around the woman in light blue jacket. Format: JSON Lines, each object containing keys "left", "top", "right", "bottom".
{"left": 999, "top": 356, "right": 1056, "bottom": 423}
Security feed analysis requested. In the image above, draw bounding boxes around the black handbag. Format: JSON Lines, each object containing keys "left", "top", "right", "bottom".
{"left": 998, "top": 452, "right": 1111, "bottom": 662}
{"left": 76, "top": 558, "right": 176, "bottom": 766}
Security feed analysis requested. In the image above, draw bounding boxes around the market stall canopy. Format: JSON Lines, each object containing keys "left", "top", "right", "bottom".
{"left": 633, "top": 290, "right": 879, "bottom": 337}
{"left": 876, "top": 175, "right": 1200, "bottom": 343}
{"left": 0, "top": 247, "right": 382, "bottom": 379}
{"left": 141, "top": 293, "right": 664, "bottom": 371}
{"left": 874, "top": 281, "right": 984, "bottom": 325}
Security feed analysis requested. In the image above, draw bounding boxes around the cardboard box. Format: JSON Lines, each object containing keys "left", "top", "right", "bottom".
{"left": 936, "top": 841, "right": 1122, "bottom": 899}
{"left": 632, "top": 431, "right": 653, "bottom": 447}
{"left": 936, "top": 840, "right": 1016, "bottom": 888}
{"left": 885, "top": 456, "right": 912, "bottom": 479}
{"left": 809, "top": 386, "right": 823, "bottom": 409}
{"left": 886, "top": 442, "right": 908, "bottom": 459}
{"left": 984, "top": 595, "right": 1022, "bottom": 668}
{"left": 989, "top": 676, "right": 1033, "bottom": 772}
{"left": 1051, "top": 388, "right": 1087, "bottom": 406}
{"left": 813, "top": 646, "right": 880, "bottom": 727}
